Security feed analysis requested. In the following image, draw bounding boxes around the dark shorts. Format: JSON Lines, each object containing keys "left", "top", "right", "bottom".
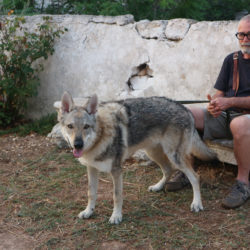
{"left": 203, "top": 110, "right": 247, "bottom": 140}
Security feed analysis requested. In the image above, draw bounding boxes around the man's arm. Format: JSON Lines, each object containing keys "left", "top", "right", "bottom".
{"left": 210, "top": 94, "right": 250, "bottom": 116}
{"left": 223, "top": 96, "right": 250, "bottom": 110}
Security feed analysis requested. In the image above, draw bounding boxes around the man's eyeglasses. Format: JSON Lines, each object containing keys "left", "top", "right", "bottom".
{"left": 235, "top": 32, "right": 250, "bottom": 40}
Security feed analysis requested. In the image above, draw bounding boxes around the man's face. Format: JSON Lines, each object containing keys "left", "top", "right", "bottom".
{"left": 238, "top": 20, "right": 250, "bottom": 55}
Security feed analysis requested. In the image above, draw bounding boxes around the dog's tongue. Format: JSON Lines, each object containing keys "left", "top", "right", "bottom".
{"left": 73, "top": 149, "right": 84, "bottom": 158}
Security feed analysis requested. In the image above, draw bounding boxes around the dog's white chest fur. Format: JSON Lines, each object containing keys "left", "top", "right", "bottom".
{"left": 78, "top": 157, "right": 112, "bottom": 173}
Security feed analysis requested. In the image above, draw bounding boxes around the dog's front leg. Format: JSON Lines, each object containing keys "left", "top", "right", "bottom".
{"left": 109, "top": 168, "right": 123, "bottom": 224}
{"left": 78, "top": 166, "right": 99, "bottom": 219}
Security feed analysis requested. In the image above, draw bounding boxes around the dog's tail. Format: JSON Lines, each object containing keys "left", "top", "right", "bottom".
{"left": 191, "top": 130, "right": 217, "bottom": 161}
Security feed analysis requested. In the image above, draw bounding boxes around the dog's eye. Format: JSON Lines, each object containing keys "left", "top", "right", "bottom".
{"left": 67, "top": 124, "right": 74, "bottom": 129}
{"left": 84, "top": 124, "right": 90, "bottom": 129}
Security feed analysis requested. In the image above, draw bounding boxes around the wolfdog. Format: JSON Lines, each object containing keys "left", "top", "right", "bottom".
{"left": 59, "top": 92, "right": 216, "bottom": 224}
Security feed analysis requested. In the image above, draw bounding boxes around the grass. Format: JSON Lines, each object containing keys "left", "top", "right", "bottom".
{"left": 0, "top": 134, "right": 249, "bottom": 249}
{"left": 0, "top": 113, "right": 57, "bottom": 136}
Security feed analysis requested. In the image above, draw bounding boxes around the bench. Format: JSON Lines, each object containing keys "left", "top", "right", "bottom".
{"left": 205, "top": 139, "right": 236, "bottom": 165}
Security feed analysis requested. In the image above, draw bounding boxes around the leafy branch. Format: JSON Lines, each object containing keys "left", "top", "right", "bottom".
{"left": 0, "top": 16, "right": 67, "bottom": 127}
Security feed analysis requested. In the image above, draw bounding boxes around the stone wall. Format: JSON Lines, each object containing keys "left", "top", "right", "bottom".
{"left": 19, "top": 15, "right": 239, "bottom": 118}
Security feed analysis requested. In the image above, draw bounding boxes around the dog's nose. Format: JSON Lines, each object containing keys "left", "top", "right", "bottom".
{"left": 74, "top": 138, "right": 83, "bottom": 149}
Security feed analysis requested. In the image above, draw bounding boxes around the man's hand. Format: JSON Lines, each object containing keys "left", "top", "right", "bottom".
{"left": 207, "top": 93, "right": 229, "bottom": 117}
{"left": 211, "top": 97, "right": 231, "bottom": 111}
{"left": 207, "top": 94, "right": 221, "bottom": 117}
{"left": 207, "top": 90, "right": 250, "bottom": 117}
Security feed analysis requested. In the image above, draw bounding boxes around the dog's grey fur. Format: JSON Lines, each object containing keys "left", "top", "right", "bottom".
{"left": 59, "top": 92, "right": 216, "bottom": 224}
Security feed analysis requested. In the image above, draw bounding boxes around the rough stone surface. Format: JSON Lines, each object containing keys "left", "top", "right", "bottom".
{"left": 14, "top": 14, "right": 238, "bottom": 166}
{"left": 10, "top": 14, "right": 238, "bottom": 119}
{"left": 165, "top": 18, "right": 196, "bottom": 41}
{"left": 205, "top": 140, "right": 236, "bottom": 165}
{"left": 90, "top": 14, "right": 134, "bottom": 25}
{"left": 47, "top": 123, "right": 68, "bottom": 149}
{"left": 136, "top": 20, "right": 167, "bottom": 39}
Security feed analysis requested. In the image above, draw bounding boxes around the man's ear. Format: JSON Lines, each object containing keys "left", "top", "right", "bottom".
{"left": 86, "top": 94, "right": 98, "bottom": 114}
{"left": 61, "top": 91, "right": 74, "bottom": 113}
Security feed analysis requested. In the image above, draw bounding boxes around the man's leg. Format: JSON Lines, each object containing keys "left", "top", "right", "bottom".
{"left": 230, "top": 115, "right": 250, "bottom": 185}
{"left": 189, "top": 107, "right": 205, "bottom": 130}
{"left": 222, "top": 115, "right": 250, "bottom": 208}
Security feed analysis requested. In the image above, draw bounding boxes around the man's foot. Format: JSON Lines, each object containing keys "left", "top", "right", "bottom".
{"left": 222, "top": 180, "right": 250, "bottom": 209}
{"left": 165, "top": 171, "right": 191, "bottom": 191}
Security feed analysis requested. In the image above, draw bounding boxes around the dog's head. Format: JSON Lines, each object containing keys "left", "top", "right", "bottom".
{"left": 59, "top": 92, "right": 98, "bottom": 158}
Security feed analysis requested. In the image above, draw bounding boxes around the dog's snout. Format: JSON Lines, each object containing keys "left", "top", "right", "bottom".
{"left": 74, "top": 138, "right": 83, "bottom": 149}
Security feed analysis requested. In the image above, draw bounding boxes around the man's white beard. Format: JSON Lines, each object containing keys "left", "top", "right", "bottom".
{"left": 240, "top": 42, "right": 250, "bottom": 54}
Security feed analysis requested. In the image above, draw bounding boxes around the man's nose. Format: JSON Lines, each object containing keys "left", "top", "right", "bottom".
{"left": 243, "top": 34, "right": 250, "bottom": 42}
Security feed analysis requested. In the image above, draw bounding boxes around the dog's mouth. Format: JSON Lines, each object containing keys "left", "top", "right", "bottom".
{"left": 73, "top": 148, "right": 84, "bottom": 158}
{"left": 73, "top": 138, "right": 84, "bottom": 158}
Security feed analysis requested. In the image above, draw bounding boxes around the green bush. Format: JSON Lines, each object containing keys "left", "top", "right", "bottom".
{"left": 1, "top": 0, "right": 249, "bottom": 21}
{"left": 0, "top": 16, "right": 67, "bottom": 128}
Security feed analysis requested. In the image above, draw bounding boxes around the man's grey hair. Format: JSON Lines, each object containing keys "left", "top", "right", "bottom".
{"left": 240, "top": 14, "right": 250, "bottom": 23}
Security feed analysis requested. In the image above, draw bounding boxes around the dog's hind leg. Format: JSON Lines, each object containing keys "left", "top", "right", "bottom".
{"left": 109, "top": 167, "right": 123, "bottom": 224}
{"left": 166, "top": 152, "right": 203, "bottom": 212}
{"left": 78, "top": 166, "right": 99, "bottom": 219}
{"left": 146, "top": 145, "right": 173, "bottom": 192}
{"left": 180, "top": 156, "right": 203, "bottom": 212}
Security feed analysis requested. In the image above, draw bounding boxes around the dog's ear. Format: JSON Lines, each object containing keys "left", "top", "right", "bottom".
{"left": 61, "top": 92, "right": 74, "bottom": 113}
{"left": 86, "top": 94, "right": 98, "bottom": 114}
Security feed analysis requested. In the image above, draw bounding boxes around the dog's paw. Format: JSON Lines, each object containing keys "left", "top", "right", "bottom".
{"left": 78, "top": 208, "right": 94, "bottom": 219}
{"left": 109, "top": 212, "right": 122, "bottom": 224}
{"left": 148, "top": 184, "right": 162, "bottom": 192}
{"left": 190, "top": 202, "right": 203, "bottom": 212}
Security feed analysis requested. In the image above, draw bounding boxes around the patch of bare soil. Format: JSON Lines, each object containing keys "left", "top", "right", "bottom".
{"left": 0, "top": 134, "right": 53, "bottom": 250}
{"left": 0, "top": 134, "right": 249, "bottom": 249}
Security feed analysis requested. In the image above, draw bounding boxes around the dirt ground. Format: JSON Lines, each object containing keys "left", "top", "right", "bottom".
{"left": 0, "top": 134, "right": 249, "bottom": 249}
{"left": 0, "top": 134, "right": 52, "bottom": 250}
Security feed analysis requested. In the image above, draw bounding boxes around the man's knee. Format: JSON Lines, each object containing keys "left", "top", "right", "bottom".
{"left": 230, "top": 115, "right": 250, "bottom": 139}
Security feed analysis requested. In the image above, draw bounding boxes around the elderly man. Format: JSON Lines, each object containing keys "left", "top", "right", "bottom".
{"left": 166, "top": 14, "right": 250, "bottom": 209}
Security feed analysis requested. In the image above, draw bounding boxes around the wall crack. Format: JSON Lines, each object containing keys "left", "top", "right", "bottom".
{"left": 127, "top": 62, "right": 153, "bottom": 91}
